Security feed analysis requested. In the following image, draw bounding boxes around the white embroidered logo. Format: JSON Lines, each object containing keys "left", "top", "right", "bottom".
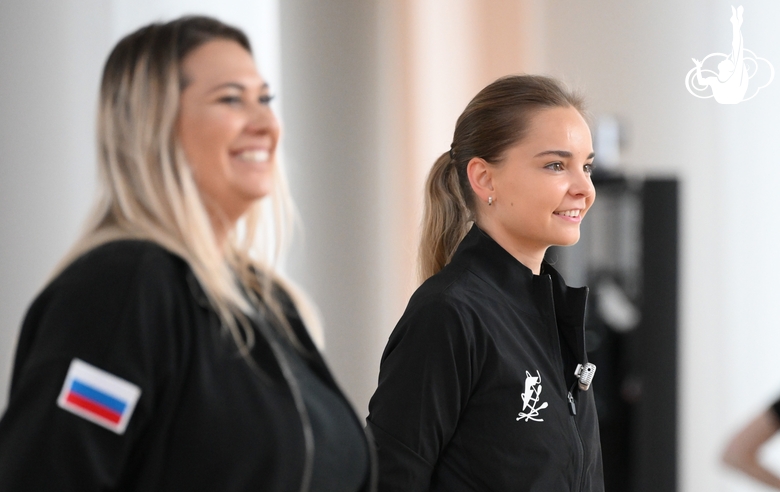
{"left": 516, "top": 370, "right": 548, "bottom": 422}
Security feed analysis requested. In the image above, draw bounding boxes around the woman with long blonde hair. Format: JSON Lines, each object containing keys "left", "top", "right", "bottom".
{"left": 0, "top": 16, "right": 374, "bottom": 492}
{"left": 367, "top": 75, "right": 604, "bottom": 491}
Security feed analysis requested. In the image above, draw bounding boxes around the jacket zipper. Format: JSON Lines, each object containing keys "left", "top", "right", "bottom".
{"left": 545, "top": 277, "right": 586, "bottom": 492}
{"left": 567, "top": 391, "right": 577, "bottom": 416}
{"left": 568, "top": 383, "right": 587, "bottom": 492}
{"left": 249, "top": 312, "right": 315, "bottom": 492}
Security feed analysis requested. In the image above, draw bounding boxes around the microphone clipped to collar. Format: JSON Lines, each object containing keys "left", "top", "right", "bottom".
{"left": 574, "top": 363, "right": 597, "bottom": 391}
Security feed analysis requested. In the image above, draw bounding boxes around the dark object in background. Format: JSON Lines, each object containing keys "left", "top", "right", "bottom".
{"left": 547, "top": 174, "right": 678, "bottom": 492}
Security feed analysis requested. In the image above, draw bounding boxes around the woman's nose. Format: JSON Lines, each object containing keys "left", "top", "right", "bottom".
{"left": 246, "top": 103, "right": 279, "bottom": 135}
{"left": 570, "top": 169, "right": 595, "bottom": 197}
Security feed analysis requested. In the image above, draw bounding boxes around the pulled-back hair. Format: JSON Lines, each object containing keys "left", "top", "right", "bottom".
{"left": 419, "top": 75, "right": 586, "bottom": 281}
{"left": 54, "top": 16, "right": 320, "bottom": 354}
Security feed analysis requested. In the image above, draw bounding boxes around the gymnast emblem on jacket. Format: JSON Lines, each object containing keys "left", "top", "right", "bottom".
{"left": 516, "top": 370, "right": 548, "bottom": 422}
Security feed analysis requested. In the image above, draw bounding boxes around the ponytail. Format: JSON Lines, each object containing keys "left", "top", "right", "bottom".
{"left": 418, "top": 151, "right": 472, "bottom": 282}
{"left": 416, "top": 75, "right": 585, "bottom": 283}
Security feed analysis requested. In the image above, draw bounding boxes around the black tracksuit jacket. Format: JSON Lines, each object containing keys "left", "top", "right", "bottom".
{"left": 0, "top": 240, "right": 375, "bottom": 491}
{"left": 367, "top": 225, "right": 604, "bottom": 491}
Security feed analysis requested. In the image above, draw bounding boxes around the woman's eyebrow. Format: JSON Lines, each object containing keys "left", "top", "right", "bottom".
{"left": 207, "top": 81, "right": 269, "bottom": 94}
{"left": 535, "top": 150, "right": 571, "bottom": 158}
{"left": 534, "top": 150, "right": 596, "bottom": 159}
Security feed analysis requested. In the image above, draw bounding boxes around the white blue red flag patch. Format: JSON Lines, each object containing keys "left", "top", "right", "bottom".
{"left": 57, "top": 358, "right": 141, "bottom": 435}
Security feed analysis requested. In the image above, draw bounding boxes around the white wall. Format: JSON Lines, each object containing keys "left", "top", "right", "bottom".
{"left": 0, "top": 0, "right": 110, "bottom": 411}
{"left": 278, "top": 0, "right": 390, "bottom": 416}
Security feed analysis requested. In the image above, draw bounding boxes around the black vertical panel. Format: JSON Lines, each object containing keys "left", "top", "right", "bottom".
{"left": 633, "top": 179, "right": 678, "bottom": 492}
{"left": 549, "top": 175, "right": 679, "bottom": 492}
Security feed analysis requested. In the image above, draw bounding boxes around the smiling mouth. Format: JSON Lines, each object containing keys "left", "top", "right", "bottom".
{"left": 234, "top": 149, "right": 270, "bottom": 163}
{"left": 553, "top": 209, "right": 581, "bottom": 218}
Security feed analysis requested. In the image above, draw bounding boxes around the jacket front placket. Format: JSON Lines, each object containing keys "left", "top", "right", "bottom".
{"left": 536, "top": 272, "right": 590, "bottom": 492}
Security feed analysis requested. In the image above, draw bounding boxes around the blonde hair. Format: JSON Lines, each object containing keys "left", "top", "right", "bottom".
{"left": 419, "top": 75, "right": 586, "bottom": 282}
{"left": 54, "top": 16, "right": 321, "bottom": 354}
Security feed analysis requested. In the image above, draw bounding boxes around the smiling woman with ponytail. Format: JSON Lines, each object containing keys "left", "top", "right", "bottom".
{"left": 368, "top": 75, "right": 605, "bottom": 492}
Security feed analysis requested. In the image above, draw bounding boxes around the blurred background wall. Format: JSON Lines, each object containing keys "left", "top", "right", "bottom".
{"left": 2, "top": 1, "right": 780, "bottom": 490}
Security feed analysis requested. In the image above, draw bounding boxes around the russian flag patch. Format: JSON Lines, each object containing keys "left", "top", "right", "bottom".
{"left": 57, "top": 358, "right": 141, "bottom": 435}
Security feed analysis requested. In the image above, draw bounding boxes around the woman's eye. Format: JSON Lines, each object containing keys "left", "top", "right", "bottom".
{"left": 219, "top": 95, "right": 242, "bottom": 105}
{"left": 584, "top": 163, "right": 594, "bottom": 175}
{"left": 259, "top": 94, "right": 275, "bottom": 105}
{"left": 546, "top": 162, "right": 564, "bottom": 172}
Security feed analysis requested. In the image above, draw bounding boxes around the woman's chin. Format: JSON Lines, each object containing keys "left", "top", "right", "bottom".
{"left": 552, "top": 232, "right": 581, "bottom": 247}
{"left": 235, "top": 180, "right": 274, "bottom": 203}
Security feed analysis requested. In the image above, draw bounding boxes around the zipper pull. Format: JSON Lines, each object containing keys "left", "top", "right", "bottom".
{"left": 567, "top": 391, "right": 577, "bottom": 416}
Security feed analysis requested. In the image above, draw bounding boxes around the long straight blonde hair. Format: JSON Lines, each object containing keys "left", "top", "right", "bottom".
{"left": 54, "top": 16, "right": 321, "bottom": 353}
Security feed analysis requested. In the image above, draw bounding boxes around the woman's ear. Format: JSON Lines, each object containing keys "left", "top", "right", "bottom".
{"left": 467, "top": 157, "right": 494, "bottom": 204}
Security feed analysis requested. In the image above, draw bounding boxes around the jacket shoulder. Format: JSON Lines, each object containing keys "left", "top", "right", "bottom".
{"left": 407, "top": 261, "right": 488, "bottom": 316}
{"left": 0, "top": 241, "right": 203, "bottom": 489}
{"left": 391, "top": 265, "right": 485, "bottom": 353}
{"left": 17, "top": 241, "right": 196, "bottom": 374}
{"left": 55, "top": 240, "right": 189, "bottom": 289}
{"left": 37, "top": 240, "right": 196, "bottom": 315}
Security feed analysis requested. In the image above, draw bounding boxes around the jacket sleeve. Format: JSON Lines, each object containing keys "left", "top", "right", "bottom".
{"left": 0, "top": 245, "right": 184, "bottom": 491}
{"left": 366, "top": 297, "right": 478, "bottom": 492}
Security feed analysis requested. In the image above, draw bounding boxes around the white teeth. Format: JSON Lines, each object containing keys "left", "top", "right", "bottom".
{"left": 236, "top": 150, "right": 270, "bottom": 163}
{"left": 554, "top": 210, "right": 581, "bottom": 217}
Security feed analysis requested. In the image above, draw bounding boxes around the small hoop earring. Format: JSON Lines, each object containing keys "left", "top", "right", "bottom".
{"left": 488, "top": 196, "right": 493, "bottom": 206}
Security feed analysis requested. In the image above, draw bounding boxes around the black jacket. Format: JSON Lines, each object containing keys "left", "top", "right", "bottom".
{"left": 367, "top": 226, "right": 604, "bottom": 491}
{"left": 0, "top": 240, "right": 375, "bottom": 491}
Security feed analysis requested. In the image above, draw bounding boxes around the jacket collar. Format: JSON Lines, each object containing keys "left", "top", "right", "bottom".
{"left": 450, "top": 224, "right": 589, "bottom": 363}
{"left": 450, "top": 224, "right": 537, "bottom": 298}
